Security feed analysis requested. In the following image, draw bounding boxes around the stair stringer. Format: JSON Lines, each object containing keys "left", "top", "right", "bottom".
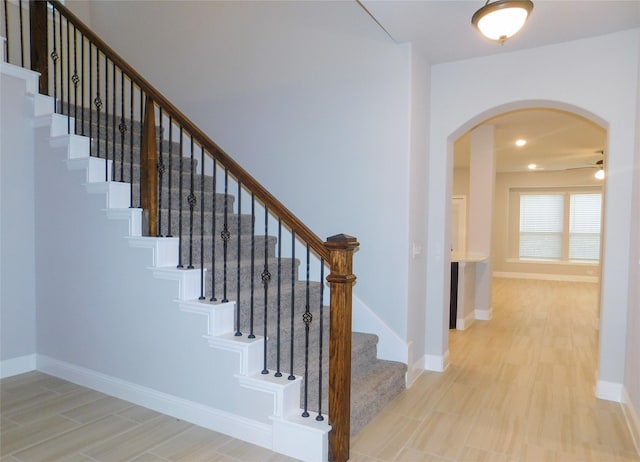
{"left": 32, "top": 98, "right": 330, "bottom": 461}
{"left": 179, "top": 300, "right": 332, "bottom": 461}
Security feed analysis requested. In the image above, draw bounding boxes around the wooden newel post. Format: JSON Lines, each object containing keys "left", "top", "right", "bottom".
{"left": 325, "top": 233, "right": 359, "bottom": 462}
{"left": 141, "top": 95, "right": 158, "bottom": 236}
{"left": 29, "top": 0, "right": 48, "bottom": 94}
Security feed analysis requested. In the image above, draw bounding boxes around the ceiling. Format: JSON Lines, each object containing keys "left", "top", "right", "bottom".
{"left": 359, "top": 0, "right": 640, "bottom": 172}
{"left": 454, "top": 109, "right": 606, "bottom": 173}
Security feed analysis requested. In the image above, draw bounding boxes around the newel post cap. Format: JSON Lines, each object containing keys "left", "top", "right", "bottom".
{"left": 325, "top": 234, "right": 359, "bottom": 250}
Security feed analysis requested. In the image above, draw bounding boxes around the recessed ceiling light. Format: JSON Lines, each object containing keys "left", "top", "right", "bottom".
{"left": 515, "top": 139, "right": 527, "bottom": 147}
{"left": 528, "top": 164, "right": 537, "bottom": 170}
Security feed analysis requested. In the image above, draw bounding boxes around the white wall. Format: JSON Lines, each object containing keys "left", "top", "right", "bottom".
{"left": 406, "top": 45, "right": 430, "bottom": 382}
{"left": 0, "top": 70, "right": 37, "bottom": 375}
{"left": 624, "top": 30, "right": 640, "bottom": 449}
{"left": 74, "top": 0, "right": 414, "bottom": 344}
{"left": 428, "top": 29, "right": 640, "bottom": 393}
{"left": 468, "top": 126, "right": 495, "bottom": 257}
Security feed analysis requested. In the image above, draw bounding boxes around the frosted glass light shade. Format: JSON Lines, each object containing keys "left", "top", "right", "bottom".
{"left": 472, "top": 0, "right": 534, "bottom": 42}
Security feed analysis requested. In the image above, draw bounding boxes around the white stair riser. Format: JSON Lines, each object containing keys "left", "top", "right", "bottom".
{"left": 86, "top": 181, "right": 131, "bottom": 209}
{"left": 29, "top": 94, "right": 55, "bottom": 117}
{"left": 179, "top": 300, "right": 235, "bottom": 336}
{"left": 129, "top": 236, "right": 180, "bottom": 268}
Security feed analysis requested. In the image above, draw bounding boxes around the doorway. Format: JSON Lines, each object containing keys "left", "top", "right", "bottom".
{"left": 448, "top": 107, "right": 606, "bottom": 392}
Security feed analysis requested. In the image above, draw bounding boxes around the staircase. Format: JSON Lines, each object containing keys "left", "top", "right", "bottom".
{"left": 70, "top": 105, "right": 407, "bottom": 436}
{"left": 1, "top": 2, "right": 407, "bottom": 460}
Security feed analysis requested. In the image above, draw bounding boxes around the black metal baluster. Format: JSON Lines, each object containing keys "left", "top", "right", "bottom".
{"left": 72, "top": 25, "right": 78, "bottom": 135}
{"left": 222, "top": 169, "right": 229, "bottom": 303}
{"left": 138, "top": 88, "right": 145, "bottom": 200}
{"left": 248, "top": 194, "right": 256, "bottom": 339}
{"left": 209, "top": 159, "right": 217, "bottom": 302}
{"left": 234, "top": 181, "right": 242, "bottom": 333}
{"left": 111, "top": 61, "right": 116, "bottom": 180}
{"left": 199, "top": 145, "right": 205, "bottom": 300}
{"left": 4, "top": 0, "right": 9, "bottom": 62}
{"left": 139, "top": 90, "right": 143, "bottom": 201}
{"left": 66, "top": 18, "right": 70, "bottom": 132}
{"left": 118, "top": 70, "right": 126, "bottom": 182}
{"left": 261, "top": 208, "right": 270, "bottom": 375}
{"left": 167, "top": 116, "right": 173, "bottom": 236}
{"left": 18, "top": 0, "right": 23, "bottom": 67}
{"left": 302, "top": 245, "right": 312, "bottom": 418}
{"left": 274, "top": 219, "right": 282, "bottom": 377}
{"left": 157, "top": 107, "right": 163, "bottom": 236}
{"left": 316, "top": 261, "right": 325, "bottom": 421}
{"left": 177, "top": 127, "right": 184, "bottom": 268}
{"left": 88, "top": 40, "right": 92, "bottom": 153}
{"left": 129, "top": 80, "right": 134, "bottom": 203}
{"left": 58, "top": 9, "right": 63, "bottom": 116}
{"left": 104, "top": 53, "right": 109, "bottom": 180}
{"left": 50, "top": 5, "right": 57, "bottom": 113}
{"left": 187, "top": 136, "right": 195, "bottom": 269}
{"left": 94, "top": 48, "right": 102, "bottom": 164}
{"left": 80, "top": 32, "right": 84, "bottom": 136}
{"left": 288, "top": 231, "right": 296, "bottom": 381}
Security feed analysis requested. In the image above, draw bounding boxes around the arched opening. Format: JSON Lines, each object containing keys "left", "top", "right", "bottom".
{"left": 447, "top": 105, "right": 607, "bottom": 402}
{"left": 433, "top": 99, "right": 616, "bottom": 392}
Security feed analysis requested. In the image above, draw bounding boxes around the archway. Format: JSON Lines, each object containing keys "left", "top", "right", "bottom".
{"left": 448, "top": 105, "right": 607, "bottom": 394}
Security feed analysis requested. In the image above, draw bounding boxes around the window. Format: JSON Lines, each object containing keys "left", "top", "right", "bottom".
{"left": 519, "top": 194, "right": 564, "bottom": 259}
{"left": 569, "top": 193, "right": 602, "bottom": 261}
{"left": 517, "top": 190, "right": 602, "bottom": 262}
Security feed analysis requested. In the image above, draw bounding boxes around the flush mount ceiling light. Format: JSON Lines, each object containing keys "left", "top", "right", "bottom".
{"left": 594, "top": 168, "right": 605, "bottom": 180}
{"left": 472, "top": 0, "right": 534, "bottom": 43}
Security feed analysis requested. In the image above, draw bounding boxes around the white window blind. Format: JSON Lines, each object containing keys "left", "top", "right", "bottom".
{"left": 519, "top": 194, "right": 564, "bottom": 259}
{"left": 569, "top": 193, "right": 602, "bottom": 261}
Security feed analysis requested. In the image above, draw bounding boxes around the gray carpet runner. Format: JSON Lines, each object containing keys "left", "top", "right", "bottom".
{"left": 63, "top": 107, "right": 407, "bottom": 435}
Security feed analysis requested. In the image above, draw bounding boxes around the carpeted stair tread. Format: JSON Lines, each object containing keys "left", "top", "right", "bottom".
{"left": 177, "top": 234, "right": 278, "bottom": 262}
{"left": 348, "top": 359, "right": 407, "bottom": 435}
{"left": 134, "top": 189, "right": 235, "bottom": 212}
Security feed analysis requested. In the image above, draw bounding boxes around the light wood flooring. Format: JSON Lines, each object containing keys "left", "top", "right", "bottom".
{"left": 350, "top": 278, "right": 639, "bottom": 461}
{"left": 1, "top": 278, "right": 639, "bottom": 461}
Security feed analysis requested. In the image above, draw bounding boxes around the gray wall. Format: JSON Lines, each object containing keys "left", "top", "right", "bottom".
{"left": 69, "top": 0, "right": 427, "bottom": 358}
{"left": 624, "top": 31, "right": 640, "bottom": 448}
{"left": 0, "top": 72, "right": 36, "bottom": 372}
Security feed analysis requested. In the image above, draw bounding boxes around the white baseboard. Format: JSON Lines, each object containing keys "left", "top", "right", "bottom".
{"left": 475, "top": 308, "right": 492, "bottom": 321}
{"left": 352, "top": 294, "right": 408, "bottom": 363}
{"left": 456, "top": 311, "right": 475, "bottom": 330}
{"left": 407, "top": 356, "right": 425, "bottom": 387}
{"left": 623, "top": 387, "right": 640, "bottom": 456}
{"left": 0, "top": 354, "right": 37, "bottom": 379}
{"left": 595, "top": 379, "right": 624, "bottom": 402}
{"left": 423, "top": 350, "right": 449, "bottom": 372}
{"left": 36, "top": 355, "right": 272, "bottom": 449}
{"left": 493, "top": 271, "right": 599, "bottom": 283}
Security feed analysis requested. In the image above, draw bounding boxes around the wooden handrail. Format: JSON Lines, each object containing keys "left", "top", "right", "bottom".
{"left": 45, "top": 0, "right": 330, "bottom": 261}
